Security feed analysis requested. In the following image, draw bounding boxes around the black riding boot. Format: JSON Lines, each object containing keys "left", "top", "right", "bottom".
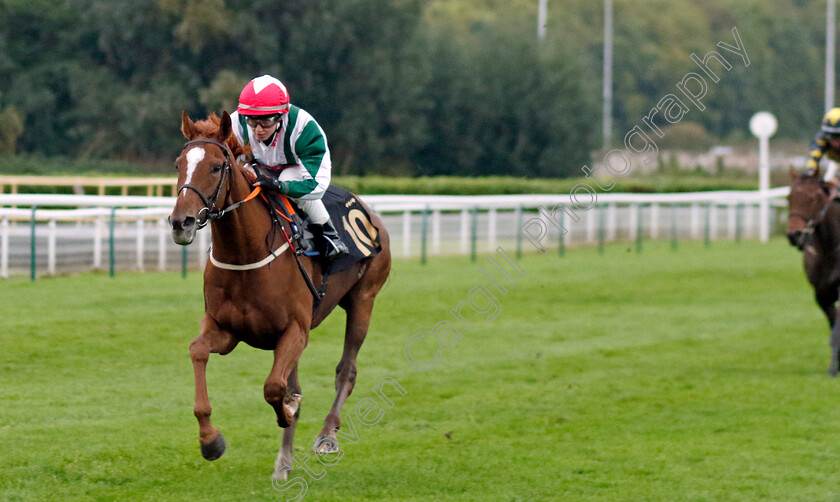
{"left": 312, "top": 220, "right": 349, "bottom": 259}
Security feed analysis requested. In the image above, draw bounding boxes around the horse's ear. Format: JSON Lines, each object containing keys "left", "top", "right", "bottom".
{"left": 217, "top": 111, "right": 232, "bottom": 142}
{"left": 814, "top": 163, "right": 821, "bottom": 180}
{"left": 789, "top": 166, "right": 798, "bottom": 183}
{"left": 181, "top": 110, "right": 200, "bottom": 140}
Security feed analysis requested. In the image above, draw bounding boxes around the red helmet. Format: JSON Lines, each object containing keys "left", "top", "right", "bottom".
{"left": 237, "top": 75, "right": 290, "bottom": 116}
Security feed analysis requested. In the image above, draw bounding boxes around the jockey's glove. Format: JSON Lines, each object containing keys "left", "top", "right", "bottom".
{"left": 254, "top": 173, "right": 287, "bottom": 194}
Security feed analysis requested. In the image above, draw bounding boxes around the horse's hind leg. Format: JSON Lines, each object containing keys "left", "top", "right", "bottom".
{"left": 830, "top": 301, "right": 840, "bottom": 377}
{"left": 274, "top": 366, "right": 302, "bottom": 481}
{"left": 314, "top": 297, "right": 375, "bottom": 453}
{"left": 190, "top": 317, "right": 238, "bottom": 460}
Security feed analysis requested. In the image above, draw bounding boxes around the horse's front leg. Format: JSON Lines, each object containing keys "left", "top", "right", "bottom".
{"left": 265, "top": 322, "right": 307, "bottom": 429}
{"left": 818, "top": 282, "right": 840, "bottom": 376}
{"left": 266, "top": 323, "right": 307, "bottom": 480}
{"left": 274, "top": 366, "right": 301, "bottom": 481}
{"left": 816, "top": 288, "right": 837, "bottom": 328}
{"left": 828, "top": 285, "right": 840, "bottom": 376}
{"left": 190, "top": 316, "right": 238, "bottom": 460}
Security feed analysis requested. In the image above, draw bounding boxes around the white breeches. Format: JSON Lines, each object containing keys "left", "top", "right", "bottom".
{"left": 296, "top": 198, "right": 330, "bottom": 224}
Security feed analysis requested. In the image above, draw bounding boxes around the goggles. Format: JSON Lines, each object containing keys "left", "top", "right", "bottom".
{"left": 245, "top": 114, "right": 281, "bottom": 129}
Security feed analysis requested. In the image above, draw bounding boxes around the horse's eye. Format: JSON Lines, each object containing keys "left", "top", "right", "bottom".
{"left": 173, "top": 163, "right": 179, "bottom": 171}
{"left": 211, "top": 164, "right": 222, "bottom": 174}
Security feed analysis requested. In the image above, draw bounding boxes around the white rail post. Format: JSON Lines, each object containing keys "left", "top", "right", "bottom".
{"left": 690, "top": 203, "right": 700, "bottom": 240}
{"left": 607, "top": 203, "right": 616, "bottom": 241}
{"left": 650, "top": 203, "right": 660, "bottom": 239}
{"left": 538, "top": 207, "right": 550, "bottom": 246}
{"left": 564, "top": 206, "right": 574, "bottom": 245}
{"left": 158, "top": 218, "right": 167, "bottom": 272}
{"left": 402, "top": 210, "right": 411, "bottom": 258}
{"left": 629, "top": 203, "right": 638, "bottom": 241}
{"left": 1, "top": 217, "right": 8, "bottom": 279}
{"left": 136, "top": 217, "right": 145, "bottom": 272}
{"left": 488, "top": 208, "right": 497, "bottom": 251}
{"left": 728, "top": 204, "right": 737, "bottom": 239}
{"left": 48, "top": 219, "right": 56, "bottom": 275}
{"left": 460, "top": 209, "right": 469, "bottom": 255}
{"left": 586, "top": 208, "right": 596, "bottom": 243}
{"left": 744, "top": 203, "right": 754, "bottom": 239}
{"left": 432, "top": 209, "right": 441, "bottom": 255}
{"left": 93, "top": 216, "right": 103, "bottom": 270}
{"left": 709, "top": 204, "right": 718, "bottom": 240}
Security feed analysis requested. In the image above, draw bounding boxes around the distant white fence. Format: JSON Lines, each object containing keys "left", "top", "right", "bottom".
{"left": 0, "top": 175, "right": 176, "bottom": 196}
{"left": 0, "top": 189, "right": 791, "bottom": 279}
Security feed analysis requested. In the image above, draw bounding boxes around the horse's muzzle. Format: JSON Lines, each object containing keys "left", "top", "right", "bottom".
{"left": 169, "top": 215, "right": 198, "bottom": 245}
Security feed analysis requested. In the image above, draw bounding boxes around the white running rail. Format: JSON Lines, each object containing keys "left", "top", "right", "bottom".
{"left": 0, "top": 188, "right": 792, "bottom": 278}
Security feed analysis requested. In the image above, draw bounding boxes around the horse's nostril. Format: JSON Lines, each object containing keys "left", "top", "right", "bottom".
{"left": 788, "top": 231, "right": 801, "bottom": 246}
{"left": 171, "top": 216, "right": 197, "bottom": 231}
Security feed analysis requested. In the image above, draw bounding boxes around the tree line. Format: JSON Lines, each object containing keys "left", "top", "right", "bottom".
{"left": 0, "top": 0, "right": 828, "bottom": 177}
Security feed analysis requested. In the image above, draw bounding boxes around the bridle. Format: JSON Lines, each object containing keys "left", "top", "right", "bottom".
{"left": 177, "top": 139, "right": 257, "bottom": 227}
{"left": 789, "top": 183, "right": 838, "bottom": 249}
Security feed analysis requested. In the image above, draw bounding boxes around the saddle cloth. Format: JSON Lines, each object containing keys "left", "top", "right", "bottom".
{"left": 279, "top": 186, "right": 383, "bottom": 275}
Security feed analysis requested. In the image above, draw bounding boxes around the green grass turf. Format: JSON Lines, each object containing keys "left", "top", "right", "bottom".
{"left": 1, "top": 240, "right": 838, "bottom": 501}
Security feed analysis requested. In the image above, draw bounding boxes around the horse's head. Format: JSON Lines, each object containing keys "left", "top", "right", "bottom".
{"left": 170, "top": 110, "right": 237, "bottom": 245}
{"left": 787, "top": 166, "right": 830, "bottom": 249}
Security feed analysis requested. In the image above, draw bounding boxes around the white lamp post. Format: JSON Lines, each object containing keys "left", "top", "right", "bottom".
{"left": 749, "top": 111, "right": 778, "bottom": 243}
{"left": 603, "top": 0, "right": 613, "bottom": 150}
{"left": 827, "top": 0, "right": 836, "bottom": 112}
{"left": 538, "top": 0, "right": 547, "bottom": 41}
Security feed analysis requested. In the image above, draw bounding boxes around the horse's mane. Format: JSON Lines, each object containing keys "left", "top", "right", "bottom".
{"left": 194, "top": 113, "right": 251, "bottom": 159}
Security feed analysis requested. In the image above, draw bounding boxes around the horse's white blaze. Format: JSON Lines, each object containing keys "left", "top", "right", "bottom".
{"left": 182, "top": 147, "right": 206, "bottom": 197}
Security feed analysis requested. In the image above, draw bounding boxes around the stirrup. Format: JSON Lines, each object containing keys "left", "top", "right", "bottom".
{"left": 309, "top": 223, "right": 348, "bottom": 259}
{"left": 322, "top": 235, "right": 349, "bottom": 259}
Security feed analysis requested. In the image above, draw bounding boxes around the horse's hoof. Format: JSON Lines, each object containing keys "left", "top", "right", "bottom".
{"left": 313, "top": 435, "right": 339, "bottom": 454}
{"left": 200, "top": 433, "right": 226, "bottom": 461}
{"left": 278, "top": 394, "right": 302, "bottom": 428}
{"left": 272, "top": 468, "right": 289, "bottom": 482}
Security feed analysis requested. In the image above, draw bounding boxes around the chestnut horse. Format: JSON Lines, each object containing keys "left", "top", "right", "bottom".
{"left": 786, "top": 166, "right": 840, "bottom": 375}
{"left": 169, "top": 111, "right": 391, "bottom": 478}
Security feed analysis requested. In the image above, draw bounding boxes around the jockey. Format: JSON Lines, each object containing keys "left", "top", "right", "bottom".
{"left": 230, "top": 75, "right": 349, "bottom": 260}
{"left": 806, "top": 107, "right": 840, "bottom": 184}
